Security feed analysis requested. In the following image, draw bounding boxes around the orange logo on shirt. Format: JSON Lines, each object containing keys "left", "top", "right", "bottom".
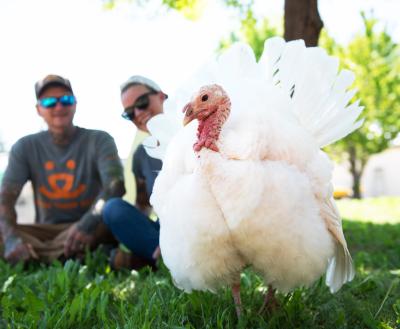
{"left": 39, "top": 159, "right": 86, "bottom": 199}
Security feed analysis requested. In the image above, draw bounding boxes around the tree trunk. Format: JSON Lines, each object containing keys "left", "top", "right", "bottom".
{"left": 349, "top": 145, "right": 364, "bottom": 199}
{"left": 284, "top": 0, "right": 323, "bottom": 46}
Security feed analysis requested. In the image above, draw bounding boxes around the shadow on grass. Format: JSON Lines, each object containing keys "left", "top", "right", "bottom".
{"left": 329, "top": 219, "right": 400, "bottom": 329}
{"left": 343, "top": 219, "right": 400, "bottom": 271}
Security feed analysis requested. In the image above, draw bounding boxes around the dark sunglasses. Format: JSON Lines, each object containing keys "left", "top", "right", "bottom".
{"left": 121, "top": 91, "right": 158, "bottom": 121}
{"left": 38, "top": 95, "right": 76, "bottom": 108}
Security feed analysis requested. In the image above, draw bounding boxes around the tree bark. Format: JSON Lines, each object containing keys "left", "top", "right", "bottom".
{"left": 284, "top": 0, "right": 323, "bottom": 46}
{"left": 349, "top": 145, "right": 364, "bottom": 199}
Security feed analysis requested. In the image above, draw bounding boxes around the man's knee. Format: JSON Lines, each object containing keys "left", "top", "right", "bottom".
{"left": 103, "top": 198, "right": 126, "bottom": 227}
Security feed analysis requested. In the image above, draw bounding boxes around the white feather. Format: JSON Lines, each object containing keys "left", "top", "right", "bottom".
{"left": 147, "top": 37, "right": 361, "bottom": 295}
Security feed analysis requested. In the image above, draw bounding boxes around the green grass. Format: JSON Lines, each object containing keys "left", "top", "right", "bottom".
{"left": 1, "top": 198, "right": 400, "bottom": 328}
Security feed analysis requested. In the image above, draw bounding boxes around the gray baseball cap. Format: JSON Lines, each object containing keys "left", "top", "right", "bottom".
{"left": 120, "top": 75, "right": 162, "bottom": 94}
{"left": 35, "top": 74, "right": 73, "bottom": 99}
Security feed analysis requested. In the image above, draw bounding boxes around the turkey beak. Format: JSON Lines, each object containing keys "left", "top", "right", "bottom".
{"left": 183, "top": 103, "right": 195, "bottom": 126}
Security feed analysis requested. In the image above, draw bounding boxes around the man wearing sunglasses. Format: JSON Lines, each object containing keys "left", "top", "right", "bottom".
{"left": 0, "top": 74, "right": 125, "bottom": 264}
{"left": 102, "top": 75, "right": 167, "bottom": 270}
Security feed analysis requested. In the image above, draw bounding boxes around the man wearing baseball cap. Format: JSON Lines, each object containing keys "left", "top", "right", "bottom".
{"left": 102, "top": 75, "right": 167, "bottom": 270}
{"left": 0, "top": 74, "right": 126, "bottom": 264}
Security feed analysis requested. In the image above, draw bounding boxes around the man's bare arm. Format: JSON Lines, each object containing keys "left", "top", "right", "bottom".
{"left": 0, "top": 182, "right": 22, "bottom": 240}
{"left": 0, "top": 182, "right": 38, "bottom": 263}
{"left": 135, "top": 178, "right": 151, "bottom": 215}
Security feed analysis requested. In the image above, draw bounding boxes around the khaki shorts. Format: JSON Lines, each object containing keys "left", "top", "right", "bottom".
{"left": 0, "top": 222, "right": 115, "bottom": 263}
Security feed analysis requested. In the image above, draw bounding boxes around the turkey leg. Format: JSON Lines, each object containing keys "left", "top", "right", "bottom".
{"left": 258, "top": 284, "right": 279, "bottom": 314}
{"left": 231, "top": 281, "right": 242, "bottom": 318}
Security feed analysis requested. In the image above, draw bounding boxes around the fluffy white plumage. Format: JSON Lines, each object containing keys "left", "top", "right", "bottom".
{"left": 145, "top": 37, "right": 361, "bottom": 296}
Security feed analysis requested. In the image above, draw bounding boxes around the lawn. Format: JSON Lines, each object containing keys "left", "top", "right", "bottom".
{"left": 1, "top": 198, "right": 399, "bottom": 328}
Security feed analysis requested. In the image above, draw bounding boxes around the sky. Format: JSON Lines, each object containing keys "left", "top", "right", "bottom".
{"left": 0, "top": 0, "right": 399, "bottom": 158}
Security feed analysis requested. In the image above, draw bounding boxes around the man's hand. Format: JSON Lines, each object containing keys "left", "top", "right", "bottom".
{"left": 4, "top": 234, "right": 38, "bottom": 264}
{"left": 63, "top": 223, "right": 95, "bottom": 258}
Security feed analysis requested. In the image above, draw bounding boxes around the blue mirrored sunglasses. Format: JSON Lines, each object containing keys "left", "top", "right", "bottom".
{"left": 38, "top": 95, "right": 76, "bottom": 108}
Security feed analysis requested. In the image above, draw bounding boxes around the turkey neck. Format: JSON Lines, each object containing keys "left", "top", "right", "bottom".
{"left": 196, "top": 98, "right": 231, "bottom": 152}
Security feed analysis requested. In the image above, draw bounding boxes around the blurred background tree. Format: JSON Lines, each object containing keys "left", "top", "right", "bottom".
{"left": 104, "top": 0, "right": 323, "bottom": 45}
{"left": 218, "top": 10, "right": 280, "bottom": 58}
{"left": 284, "top": 0, "right": 322, "bottom": 46}
{"left": 103, "top": 1, "right": 400, "bottom": 199}
{"left": 320, "top": 14, "right": 400, "bottom": 198}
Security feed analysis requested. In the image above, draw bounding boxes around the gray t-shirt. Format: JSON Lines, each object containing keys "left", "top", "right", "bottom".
{"left": 2, "top": 127, "right": 123, "bottom": 224}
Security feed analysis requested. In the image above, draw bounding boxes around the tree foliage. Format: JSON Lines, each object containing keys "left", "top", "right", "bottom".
{"left": 321, "top": 14, "right": 400, "bottom": 197}
{"left": 159, "top": 0, "right": 207, "bottom": 19}
{"left": 103, "top": 0, "right": 252, "bottom": 20}
{"left": 104, "top": 0, "right": 322, "bottom": 46}
{"left": 219, "top": 10, "right": 281, "bottom": 60}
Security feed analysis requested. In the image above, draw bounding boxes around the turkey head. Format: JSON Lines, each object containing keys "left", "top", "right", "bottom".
{"left": 183, "top": 84, "right": 231, "bottom": 153}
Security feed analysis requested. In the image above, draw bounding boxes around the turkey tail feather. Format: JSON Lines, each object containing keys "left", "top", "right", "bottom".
{"left": 260, "top": 37, "right": 363, "bottom": 148}
{"left": 321, "top": 197, "right": 355, "bottom": 293}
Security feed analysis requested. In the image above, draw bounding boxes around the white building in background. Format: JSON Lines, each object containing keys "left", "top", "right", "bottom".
{"left": 332, "top": 147, "right": 400, "bottom": 198}
{"left": 361, "top": 147, "right": 400, "bottom": 197}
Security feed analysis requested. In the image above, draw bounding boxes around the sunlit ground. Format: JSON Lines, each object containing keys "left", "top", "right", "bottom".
{"left": 337, "top": 196, "right": 400, "bottom": 224}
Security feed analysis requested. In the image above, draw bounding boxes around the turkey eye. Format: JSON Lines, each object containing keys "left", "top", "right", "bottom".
{"left": 201, "top": 94, "right": 208, "bottom": 102}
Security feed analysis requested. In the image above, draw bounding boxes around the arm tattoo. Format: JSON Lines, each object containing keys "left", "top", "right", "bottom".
{"left": 0, "top": 182, "right": 23, "bottom": 239}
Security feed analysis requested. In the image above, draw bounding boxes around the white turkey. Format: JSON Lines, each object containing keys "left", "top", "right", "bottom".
{"left": 145, "top": 37, "right": 362, "bottom": 316}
